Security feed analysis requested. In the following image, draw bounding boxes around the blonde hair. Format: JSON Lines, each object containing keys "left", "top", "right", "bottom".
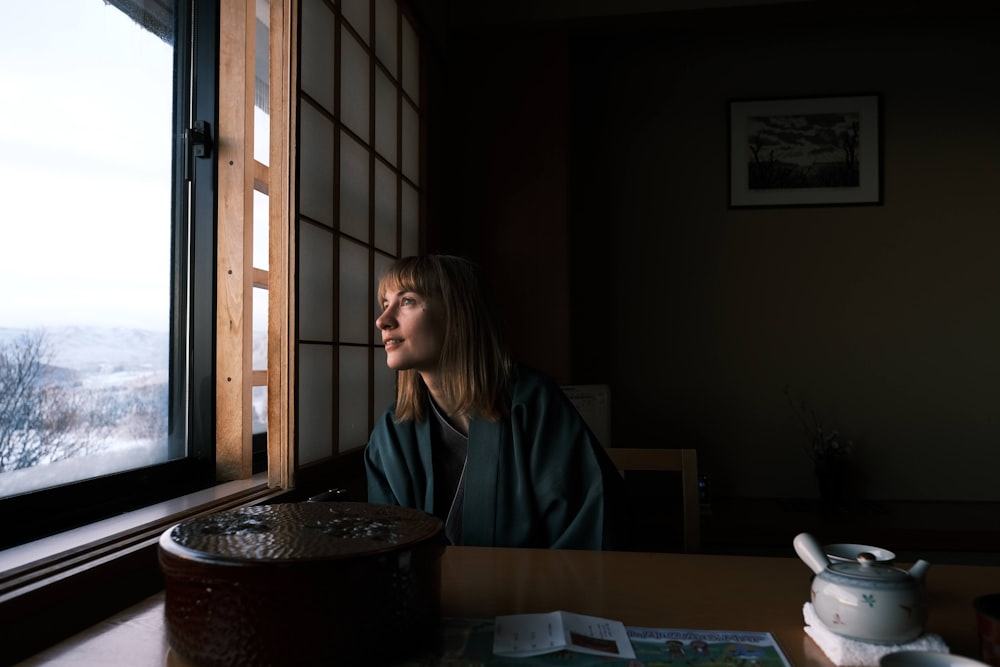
{"left": 377, "top": 255, "right": 513, "bottom": 422}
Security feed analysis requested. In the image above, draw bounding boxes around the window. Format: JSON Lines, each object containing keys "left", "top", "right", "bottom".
{"left": 296, "top": 0, "right": 422, "bottom": 468}
{"left": 0, "top": 3, "right": 428, "bottom": 656}
{"left": 0, "top": 0, "right": 426, "bottom": 552}
{"left": 253, "top": 2, "right": 272, "bottom": 473}
{"left": 0, "top": 0, "right": 217, "bottom": 548}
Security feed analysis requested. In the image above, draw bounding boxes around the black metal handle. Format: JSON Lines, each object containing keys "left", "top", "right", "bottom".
{"left": 187, "top": 120, "right": 213, "bottom": 159}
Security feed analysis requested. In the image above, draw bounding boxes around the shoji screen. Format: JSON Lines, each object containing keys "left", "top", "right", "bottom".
{"left": 296, "top": 0, "right": 421, "bottom": 464}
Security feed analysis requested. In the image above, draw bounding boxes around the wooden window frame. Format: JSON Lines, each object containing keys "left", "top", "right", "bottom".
{"left": 216, "top": 0, "right": 294, "bottom": 488}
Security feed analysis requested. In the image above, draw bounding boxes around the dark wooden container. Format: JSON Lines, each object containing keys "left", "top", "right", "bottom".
{"left": 158, "top": 502, "right": 445, "bottom": 666}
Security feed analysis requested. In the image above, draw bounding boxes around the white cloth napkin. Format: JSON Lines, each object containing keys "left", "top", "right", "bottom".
{"left": 803, "top": 602, "right": 949, "bottom": 666}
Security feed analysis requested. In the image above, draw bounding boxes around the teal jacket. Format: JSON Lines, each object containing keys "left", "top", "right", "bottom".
{"left": 364, "top": 367, "right": 628, "bottom": 550}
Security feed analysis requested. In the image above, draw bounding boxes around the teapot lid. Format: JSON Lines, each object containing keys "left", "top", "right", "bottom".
{"left": 829, "top": 552, "right": 911, "bottom": 581}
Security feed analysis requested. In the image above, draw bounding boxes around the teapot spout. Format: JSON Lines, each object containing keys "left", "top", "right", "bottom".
{"left": 908, "top": 559, "right": 931, "bottom": 582}
{"left": 793, "top": 532, "right": 831, "bottom": 575}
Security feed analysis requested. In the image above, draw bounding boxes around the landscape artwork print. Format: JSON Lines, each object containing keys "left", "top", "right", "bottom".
{"left": 729, "top": 94, "right": 881, "bottom": 207}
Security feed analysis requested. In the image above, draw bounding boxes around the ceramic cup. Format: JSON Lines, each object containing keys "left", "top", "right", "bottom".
{"left": 974, "top": 593, "right": 1000, "bottom": 666}
{"left": 880, "top": 650, "right": 989, "bottom": 667}
{"left": 824, "top": 542, "right": 896, "bottom": 564}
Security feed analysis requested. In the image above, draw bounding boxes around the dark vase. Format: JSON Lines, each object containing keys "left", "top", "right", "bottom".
{"left": 815, "top": 459, "right": 850, "bottom": 510}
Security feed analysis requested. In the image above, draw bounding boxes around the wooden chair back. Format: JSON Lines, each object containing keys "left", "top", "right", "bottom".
{"left": 605, "top": 447, "right": 701, "bottom": 553}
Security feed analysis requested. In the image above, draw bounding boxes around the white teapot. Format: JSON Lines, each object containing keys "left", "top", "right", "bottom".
{"left": 794, "top": 532, "right": 931, "bottom": 644}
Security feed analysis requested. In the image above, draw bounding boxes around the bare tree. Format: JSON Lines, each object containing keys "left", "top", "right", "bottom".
{"left": 0, "top": 331, "right": 106, "bottom": 472}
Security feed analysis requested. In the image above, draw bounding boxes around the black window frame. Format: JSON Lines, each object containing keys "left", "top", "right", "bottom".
{"left": 0, "top": 0, "right": 220, "bottom": 550}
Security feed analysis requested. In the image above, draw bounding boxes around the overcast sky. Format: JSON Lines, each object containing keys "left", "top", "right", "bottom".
{"left": 0, "top": 1, "right": 173, "bottom": 330}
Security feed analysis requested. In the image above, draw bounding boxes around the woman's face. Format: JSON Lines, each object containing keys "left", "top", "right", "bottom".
{"left": 376, "top": 287, "right": 444, "bottom": 373}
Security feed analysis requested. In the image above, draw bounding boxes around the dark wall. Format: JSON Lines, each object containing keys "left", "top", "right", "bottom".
{"left": 434, "top": 2, "right": 1000, "bottom": 502}
{"left": 435, "top": 28, "right": 573, "bottom": 381}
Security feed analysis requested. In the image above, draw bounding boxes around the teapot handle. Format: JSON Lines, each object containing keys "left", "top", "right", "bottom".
{"left": 793, "top": 532, "right": 831, "bottom": 575}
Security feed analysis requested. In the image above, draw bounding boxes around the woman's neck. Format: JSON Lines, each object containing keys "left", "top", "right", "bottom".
{"left": 421, "top": 372, "right": 470, "bottom": 436}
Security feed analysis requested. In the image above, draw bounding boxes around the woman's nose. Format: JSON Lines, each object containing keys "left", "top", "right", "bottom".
{"left": 376, "top": 309, "right": 394, "bottom": 330}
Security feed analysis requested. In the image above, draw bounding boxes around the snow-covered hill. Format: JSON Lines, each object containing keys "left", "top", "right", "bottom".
{"left": 0, "top": 325, "right": 168, "bottom": 372}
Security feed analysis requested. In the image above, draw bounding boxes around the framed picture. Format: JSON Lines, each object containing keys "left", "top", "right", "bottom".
{"left": 729, "top": 94, "right": 882, "bottom": 208}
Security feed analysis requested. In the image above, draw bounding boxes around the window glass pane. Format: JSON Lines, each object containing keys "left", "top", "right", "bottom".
{"left": 340, "top": 26, "right": 370, "bottom": 142}
{"left": 253, "top": 286, "right": 268, "bottom": 371}
{"left": 402, "top": 98, "right": 419, "bottom": 183}
{"left": 373, "top": 348, "right": 396, "bottom": 420}
{"left": 253, "top": 190, "right": 269, "bottom": 269}
{"left": 375, "top": 69, "right": 397, "bottom": 164}
{"left": 340, "top": 131, "right": 370, "bottom": 240}
{"left": 374, "top": 0, "right": 398, "bottom": 78}
{"left": 254, "top": 12, "right": 271, "bottom": 165}
{"left": 255, "top": 108, "right": 271, "bottom": 167}
{"left": 298, "top": 343, "right": 333, "bottom": 463}
{"left": 252, "top": 385, "right": 267, "bottom": 435}
{"left": 374, "top": 161, "right": 397, "bottom": 254}
{"left": 0, "top": 1, "right": 174, "bottom": 494}
{"left": 339, "top": 238, "right": 369, "bottom": 344}
{"left": 300, "top": 0, "right": 336, "bottom": 114}
{"left": 401, "top": 14, "right": 419, "bottom": 104}
{"left": 299, "top": 101, "right": 335, "bottom": 226}
{"left": 298, "top": 222, "right": 335, "bottom": 342}
{"left": 338, "top": 345, "right": 369, "bottom": 451}
{"left": 401, "top": 181, "right": 419, "bottom": 257}
{"left": 368, "top": 253, "right": 393, "bottom": 344}
{"left": 342, "top": 0, "right": 371, "bottom": 46}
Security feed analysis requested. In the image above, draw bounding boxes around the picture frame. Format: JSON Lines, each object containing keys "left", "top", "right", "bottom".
{"left": 728, "top": 94, "right": 882, "bottom": 208}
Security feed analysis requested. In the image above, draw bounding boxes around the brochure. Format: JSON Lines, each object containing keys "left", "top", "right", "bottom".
{"left": 397, "top": 616, "right": 793, "bottom": 666}
{"left": 493, "top": 611, "right": 635, "bottom": 659}
{"left": 625, "top": 625, "right": 792, "bottom": 667}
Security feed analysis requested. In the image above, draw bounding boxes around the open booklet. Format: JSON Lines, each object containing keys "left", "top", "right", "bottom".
{"left": 396, "top": 615, "right": 793, "bottom": 666}
{"left": 493, "top": 611, "right": 635, "bottom": 659}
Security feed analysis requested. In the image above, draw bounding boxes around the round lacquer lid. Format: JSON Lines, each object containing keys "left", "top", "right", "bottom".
{"left": 827, "top": 553, "right": 911, "bottom": 583}
{"left": 159, "top": 501, "right": 444, "bottom": 563}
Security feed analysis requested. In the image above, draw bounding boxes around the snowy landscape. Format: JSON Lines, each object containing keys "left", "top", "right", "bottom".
{"left": 0, "top": 325, "right": 264, "bottom": 497}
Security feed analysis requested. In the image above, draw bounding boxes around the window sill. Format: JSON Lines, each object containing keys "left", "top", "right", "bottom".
{"left": 0, "top": 473, "right": 285, "bottom": 663}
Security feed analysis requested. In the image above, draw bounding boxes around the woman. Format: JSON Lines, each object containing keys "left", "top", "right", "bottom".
{"left": 364, "top": 255, "right": 628, "bottom": 550}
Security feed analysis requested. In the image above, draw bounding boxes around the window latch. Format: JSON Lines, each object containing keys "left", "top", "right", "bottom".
{"left": 187, "top": 120, "right": 213, "bottom": 159}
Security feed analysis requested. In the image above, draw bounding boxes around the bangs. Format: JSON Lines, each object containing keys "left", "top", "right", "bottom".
{"left": 376, "top": 256, "right": 441, "bottom": 304}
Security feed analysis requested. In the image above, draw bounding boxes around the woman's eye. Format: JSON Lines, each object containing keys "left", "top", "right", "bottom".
{"left": 401, "top": 297, "right": 415, "bottom": 306}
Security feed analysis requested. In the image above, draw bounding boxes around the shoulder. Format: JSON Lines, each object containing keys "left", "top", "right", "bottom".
{"left": 372, "top": 402, "right": 400, "bottom": 431}
{"left": 510, "top": 364, "right": 564, "bottom": 400}
{"left": 368, "top": 403, "right": 419, "bottom": 452}
{"left": 508, "top": 365, "right": 582, "bottom": 423}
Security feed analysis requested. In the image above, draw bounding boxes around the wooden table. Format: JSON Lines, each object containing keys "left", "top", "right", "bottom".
{"left": 16, "top": 547, "right": 1000, "bottom": 666}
